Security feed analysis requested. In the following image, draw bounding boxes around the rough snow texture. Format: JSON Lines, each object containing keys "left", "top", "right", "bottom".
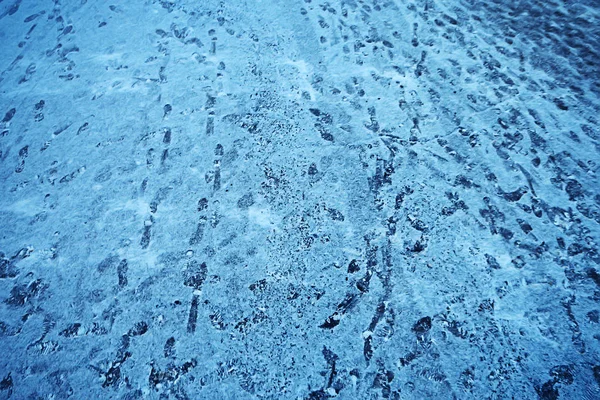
{"left": 1, "top": 0, "right": 600, "bottom": 399}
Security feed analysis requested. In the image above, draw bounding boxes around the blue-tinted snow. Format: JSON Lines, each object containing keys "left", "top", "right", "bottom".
{"left": 0, "top": 0, "right": 599, "bottom": 399}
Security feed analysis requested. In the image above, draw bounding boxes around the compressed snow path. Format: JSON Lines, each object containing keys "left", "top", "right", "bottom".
{"left": 0, "top": 0, "right": 599, "bottom": 398}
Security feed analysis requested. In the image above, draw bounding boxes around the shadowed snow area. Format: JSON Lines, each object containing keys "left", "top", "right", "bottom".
{"left": 0, "top": 0, "right": 599, "bottom": 398}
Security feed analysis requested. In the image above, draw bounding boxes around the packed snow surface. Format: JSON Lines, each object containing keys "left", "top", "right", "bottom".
{"left": 1, "top": 0, "right": 599, "bottom": 399}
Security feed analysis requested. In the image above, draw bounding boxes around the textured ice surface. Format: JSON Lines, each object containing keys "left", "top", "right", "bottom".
{"left": 1, "top": 0, "right": 600, "bottom": 399}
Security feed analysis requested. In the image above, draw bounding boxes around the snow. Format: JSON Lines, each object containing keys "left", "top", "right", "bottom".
{"left": 1, "top": 0, "right": 600, "bottom": 399}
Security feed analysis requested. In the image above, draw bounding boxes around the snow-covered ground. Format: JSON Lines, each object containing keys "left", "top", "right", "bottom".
{"left": 1, "top": 0, "right": 599, "bottom": 398}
